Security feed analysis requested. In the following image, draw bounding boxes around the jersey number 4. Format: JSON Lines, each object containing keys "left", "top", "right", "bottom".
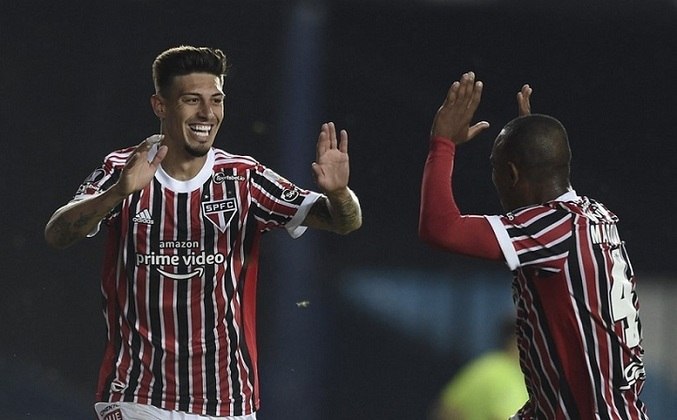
{"left": 609, "top": 248, "right": 640, "bottom": 348}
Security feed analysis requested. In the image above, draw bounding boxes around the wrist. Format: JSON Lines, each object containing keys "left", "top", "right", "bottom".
{"left": 430, "top": 136, "right": 457, "bottom": 152}
{"left": 325, "top": 187, "right": 353, "bottom": 203}
{"left": 107, "top": 182, "right": 132, "bottom": 202}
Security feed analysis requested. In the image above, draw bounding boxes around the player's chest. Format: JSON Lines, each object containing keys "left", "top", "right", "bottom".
{"left": 123, "top": 179, "right": 248, "bottom": 237}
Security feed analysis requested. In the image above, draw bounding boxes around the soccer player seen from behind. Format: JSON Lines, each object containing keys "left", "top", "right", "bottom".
{"left": 44, "top": 45, "right": 361, "bottom": 420}
{"left": 418, "top": 72, "right": 648, "bottom": 419}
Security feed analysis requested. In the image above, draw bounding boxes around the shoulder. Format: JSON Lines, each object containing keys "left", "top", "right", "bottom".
{"left": 556, "top": 195, "right": 619, "bottom": 223}
{"left": 101, "top": 146, "right": 136, "bottom": 169}
{"left": 212, "top": 147, "right": 262, "bottom": 169}
{"left": 505, "top": 203, "right": 568, "bottom": 226}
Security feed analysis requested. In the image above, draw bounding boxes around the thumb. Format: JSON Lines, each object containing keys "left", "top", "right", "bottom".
{"left": 311, "top": 162, "right": 323, "bottom": 178}
{"left": 467, "top": 121, "right": 490, "bottom": 140}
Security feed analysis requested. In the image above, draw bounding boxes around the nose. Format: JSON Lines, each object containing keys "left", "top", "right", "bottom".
{"left": 198, "top": 102, "right": 215, "bottom": 119}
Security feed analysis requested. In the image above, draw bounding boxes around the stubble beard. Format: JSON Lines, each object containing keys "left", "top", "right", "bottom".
{"left": 184, "top": 143, "right": 211, "bottom": 158}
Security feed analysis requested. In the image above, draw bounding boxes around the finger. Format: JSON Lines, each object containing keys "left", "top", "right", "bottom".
{"left": 517, "top": 84, "right": 532, "bottom": 116}
{"left": 467, "top": 80, "right": 484, "bottom": 114}
{"left": 464, "top": 72, "right": 479, "bottom": 107}
{"left": 328, "top": 122, "right": 337, "bottom": 149}
{"left": 135, "top": 134, "right": 163, "bottom": 154}
{"left": 517, "top": 94, "right": 528, "bottom": 116}
{"left": 457, "top": 72, "right": 474, "bottom": 105}
{"left": 338, "top": 129, "right": 348, "bottom": 154}
{"left": 145, "top": 134, "right": 164, "bottom": 146}
{"left": 311, "top": 162, "right": 324, "bottom": 179}
{"left": 316, "top": 123, "right": 329, "bottom": 157}
{"left": 522, "top": 84, "right": 532, "bottom": 96}
{"left": 467, "top": 121, "right": 491, "bottom": 140}
{"left": 150, "top": 145, "right": 168, "bottom": 169}
{"left": 443, "top": 81, "right": 461, "bottom": 107}
{"left": 125, "top": 151, "right": 140, "bottom": 167}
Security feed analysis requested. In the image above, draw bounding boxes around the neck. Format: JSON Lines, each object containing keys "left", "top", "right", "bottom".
{"left": 507, "top": 182, "right": 572, "bottom": 211}
{"left": 533, "top": 182, "right": 572, "bottom": 203}
{"left": 160, "top": 150, "right": 209, "bottom": 181}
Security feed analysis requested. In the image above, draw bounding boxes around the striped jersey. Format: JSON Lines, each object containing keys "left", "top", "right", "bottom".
{"left": 74, "top": 145, "right": 321, "bottom": 416}
{"left": 486, "top": 191, "right": 648, "bottom": 419}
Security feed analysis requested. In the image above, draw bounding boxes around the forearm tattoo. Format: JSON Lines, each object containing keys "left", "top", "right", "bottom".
{"left": 50, "top": 210, "right": 100, "bottom": 248}
{"left": 309, "top": 191, "right": 362, "bottom": 234}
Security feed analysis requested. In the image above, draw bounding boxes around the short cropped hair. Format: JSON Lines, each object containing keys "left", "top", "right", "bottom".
{"left": 152, "top": 46, "right": 227, "bottom": 96}
{"left": 498, "top": 114, "right": 571, "bottom": 183}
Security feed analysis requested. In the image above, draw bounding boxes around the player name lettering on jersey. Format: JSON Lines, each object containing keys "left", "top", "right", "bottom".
{"left": 589, "top": 223, "right": 621, "bottom": 245}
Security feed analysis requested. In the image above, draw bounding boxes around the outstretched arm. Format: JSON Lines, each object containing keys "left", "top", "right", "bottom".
{"left": 303, "top": 122, "right": 362, "bottom": 235}
{"left": 419, "top": 73, "right": 502, "bottom": 260}
{"left": 45, "top": 136, "right": 167, "bottom": 249}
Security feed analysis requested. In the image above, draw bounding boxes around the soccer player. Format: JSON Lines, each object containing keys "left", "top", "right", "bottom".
{"left": 430, "top": 317, "right": 527, "bottom": 420}
{"left": 44, "top": 46, "right": 361, "bottom": 420}
{"left": 419, "top": 72, "right": 648, "bottom": 419}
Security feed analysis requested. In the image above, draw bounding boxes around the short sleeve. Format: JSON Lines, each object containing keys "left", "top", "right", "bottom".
{"left": 71, "top": 157, "right": 122, "bottom": 236}
{"left": 249, "top": 165, "right": 321, "bottom": 238}
{"left": 486, "top": 206, "right": 573, "bottom": 272}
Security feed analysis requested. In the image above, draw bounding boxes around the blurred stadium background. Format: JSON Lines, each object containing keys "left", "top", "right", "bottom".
{"left": 2, "top": 1, "right": 676, "bottom": 418}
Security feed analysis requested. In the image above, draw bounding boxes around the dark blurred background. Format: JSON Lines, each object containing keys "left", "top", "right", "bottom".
{"left": 2, "top": 0, "right": 676, "bottom": 418}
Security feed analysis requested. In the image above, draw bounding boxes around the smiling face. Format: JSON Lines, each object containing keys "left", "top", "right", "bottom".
{"left": 156, "top": 72, "right": 224, "bottom": 158}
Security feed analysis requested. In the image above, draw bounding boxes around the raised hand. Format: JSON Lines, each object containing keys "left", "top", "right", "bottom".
{"left": 431, "top": 72, "right": 490, "bottom": 145}
{"left": 45, "top": 135, "right": 168, "bottom": 249}
{"left": 115, "top": 135, "right": 168, "bottom": 196}
{"left": 517, "top": 84, "right": 532, "bottom": 116}
{"left": 312, "top": 122, "right": 350, "bottom": 194}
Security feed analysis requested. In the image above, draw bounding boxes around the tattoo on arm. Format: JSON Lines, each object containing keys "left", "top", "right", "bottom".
{"left": 307, "top": 197, "right": 333, "bottom": 225}
{"left": 50, "top": 209, "right": 101, "bottom": 248}
{"left": 306, "top": 191, "right": 362, "bottom": 234}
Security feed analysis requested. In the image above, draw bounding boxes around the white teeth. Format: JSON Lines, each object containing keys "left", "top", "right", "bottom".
{"left": 189, "top": 124, "right": 211, "bottom": 137}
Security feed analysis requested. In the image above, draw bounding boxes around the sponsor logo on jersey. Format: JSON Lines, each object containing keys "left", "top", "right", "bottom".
{"left": 136, "top": 251, "right": 225, "bottom": 280}
{"left": 281, "top": 187, "right": 300, "bottom": 202}
{"left": 102, "top": 410, "right": 122, "bottom": 420}
{"left": 132, "top": 208, "right": 154, "bottom": 225}
{"left": 83, "top": 168, "right": 106, "bottom": 184}
{"left": 213, "top": 171, "right": 245, "bottom": 183}
{"left": 110, "top": 380, "right": 127, "bottom": 393}
{"left": 272, "top": 174, "right": 301, "bottom": 202}
{"left": 76, "top": 168, "right": 107, "bottom": 195}
{"left": 621, "top": 360, "right": 646, "bottom": 390}
{"left": 202, "top": 198, "right": 237, "bottom": 232}
{"left": 157, "top": 266, "right": 205, "bottom": 280}
{"left": 95, "top": 402, "right": 122, "bottom": 420}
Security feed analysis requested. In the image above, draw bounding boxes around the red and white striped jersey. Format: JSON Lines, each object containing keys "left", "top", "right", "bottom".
{"left": 486, "top": 191, "right": 648, "bottom": 419}
{"left": 74, "top": 145, "right": 321, "bottom": 416}
{"left": 420, "top": 139, "right": 648, "bottom": 419}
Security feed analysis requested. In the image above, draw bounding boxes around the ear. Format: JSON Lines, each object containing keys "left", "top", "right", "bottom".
{"left": 150, "top": 94, "right": 166, "bottom": 119}
{"left": 507, "top": 161, "right": 520, "bottom": 187}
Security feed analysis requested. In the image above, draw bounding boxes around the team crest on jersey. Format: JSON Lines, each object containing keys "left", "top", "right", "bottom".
{"left": 202, "top": 198, "right": 237, "bottom": 232}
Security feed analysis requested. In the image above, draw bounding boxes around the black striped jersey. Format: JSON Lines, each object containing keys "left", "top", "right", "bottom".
{"left": 486, "top": 191, "right": 648, "bottom": 419}
{"left": 73, "top": 145, "right": 321, "bottom": 416}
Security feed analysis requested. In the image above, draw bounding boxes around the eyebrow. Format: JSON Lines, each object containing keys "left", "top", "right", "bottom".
{"left": 181, "top": 92, "right": 224, "bottom": 96}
